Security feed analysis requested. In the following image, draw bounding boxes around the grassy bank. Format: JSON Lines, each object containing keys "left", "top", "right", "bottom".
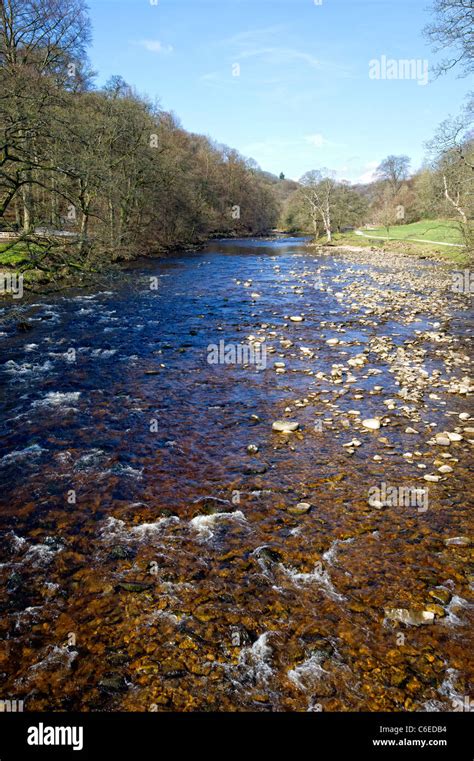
{"left": 359, "top": 219, "right": 464, "bottom": 245}
{"left": 326, "top": 234, "right": 468, "bottom": 264}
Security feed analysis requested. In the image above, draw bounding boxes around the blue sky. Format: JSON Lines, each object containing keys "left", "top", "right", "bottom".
{"left": 87, "top": 0, "right": 469, "bottom": 183}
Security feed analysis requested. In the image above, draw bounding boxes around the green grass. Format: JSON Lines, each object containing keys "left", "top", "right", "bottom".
{"left": 0, "top": 241, "right": 46, "bottom": 266}
{"left": 361, "top": 219, "right": 464, "bottom": 245}
{"left": 329, "top": 229, "right": 469, "bottom": 265}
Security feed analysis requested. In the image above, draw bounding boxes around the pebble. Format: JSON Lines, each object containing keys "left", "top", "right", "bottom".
{"left": 288, "top": 503, "right": 311, "bottom": 515}
{"left": 272, "top": 420, "right": 299, "bottom": 433}
{"left": 444, "top": 536, "right": 471, "bottom": 547}
{"left": 290, "top": 316, "right": 304, "bottom": 322}
{"left": 362, "top": 418, "right": 380, "bottom": 430}
{"left": 438, "top": 465, "right": 453, "bottom": 474}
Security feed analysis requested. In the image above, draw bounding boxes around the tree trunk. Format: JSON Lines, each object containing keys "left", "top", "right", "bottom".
{"left": 21, "top": 180, "right": 34, "bottom": 233}
{"left": 443, "top": 175, "right": 467, "bottom": 225}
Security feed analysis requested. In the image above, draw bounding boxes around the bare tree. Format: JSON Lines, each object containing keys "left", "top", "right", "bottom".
{"left": 0, "top": 0, "right": 91, "bottom": 231}
{"left": 427, "top": 96, "right": 474, "bottom": 253}
{"left": 375, "top": 155, "right": 411, "bottom": 196}
{"left": 299, "top": 169, "right": 337, "bottom": 243}
{"left": 0, "top": 0, "right": 91, "bottom": 76}
{"left": 424, "top": 0, "right": 474, "bottom": 78}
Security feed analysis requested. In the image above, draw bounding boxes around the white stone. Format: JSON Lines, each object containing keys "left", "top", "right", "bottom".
{"left": 272, "top": 420, "right": 299, "bottom": 433}
{"left": 362, "top": 418, "right": 380, "bottom": 430}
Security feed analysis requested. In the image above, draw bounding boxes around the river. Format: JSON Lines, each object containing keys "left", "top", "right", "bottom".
{"left": 0, "top": 236, "right": 472, "bottom": 711}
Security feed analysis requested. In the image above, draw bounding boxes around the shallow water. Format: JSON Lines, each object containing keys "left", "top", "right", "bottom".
{"left": 0, "top": 237, "right": 472, "bottom": 711}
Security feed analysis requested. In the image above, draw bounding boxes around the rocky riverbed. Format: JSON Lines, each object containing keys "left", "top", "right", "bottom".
{"left": 0, "top": 236, "right": 472, "bottom": 711}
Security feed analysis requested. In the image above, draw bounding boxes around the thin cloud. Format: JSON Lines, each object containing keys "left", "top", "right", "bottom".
{"left": 220, "top": 25, "right": 288, "bottom": 48}
{"left": 139, "top": 40, "right": 174, "bottom": 55}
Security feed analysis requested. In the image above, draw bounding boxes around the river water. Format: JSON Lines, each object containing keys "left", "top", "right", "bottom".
{"left": 0, "top": 236, "right": 472, "bottom": 711}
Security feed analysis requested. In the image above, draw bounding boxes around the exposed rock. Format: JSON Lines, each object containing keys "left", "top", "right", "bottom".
{"left": 438, "top": 465, "right": 453, "bottom": 474}
{"left": 272, "top": 420, "right": 299, "bottom": 433}
{"left": 288, "top": 503, "right": 311, "bottom": 515}
{"left": 362, "top": 418, "right": 380, "bottom": 431}
{"left": 444, "top": 536, "right": 470, "bottom": 547}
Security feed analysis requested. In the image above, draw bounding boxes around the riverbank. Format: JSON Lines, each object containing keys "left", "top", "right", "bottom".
{"left": 1, "top": 224, "right": 470, "bottom": 301}
{"left": 0, "top": 231, "right": 288, "bottom": 295}
{"left": 305, "top": 235, "right": 470, "bottom": 266}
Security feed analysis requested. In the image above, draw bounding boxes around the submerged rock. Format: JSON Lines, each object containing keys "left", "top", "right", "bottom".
{"left": 109, "top": 545, "right": 135, "bottom": 561}
{"left": 117, "top": 581, "right": 152, "bottom": 593}
{"left": 98, "top": 673, "right": 128, "bottom": 692}
{"left": 425, "top": 603, "right": 445, "bottom": 618}
{"left": 429, "top": 588, "right": 451, "bottom": 605}
{"left": 16, "top": 321, "right": 33, "bottom": 332}
{"left": 242, "top": 462, "right": 268, "bottom": 475}
{"left": 256, "top": 546, "right": 283, "bottom": 564}
{"left": 192, "top": 496, "right": 232, "bottom": 515}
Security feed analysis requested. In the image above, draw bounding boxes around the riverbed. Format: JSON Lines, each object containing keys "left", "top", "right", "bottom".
{"left": 0, "top": 236, "right": 472, "bottom": 711}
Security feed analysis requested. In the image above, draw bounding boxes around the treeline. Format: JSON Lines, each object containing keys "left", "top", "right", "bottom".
{"left": 0, "top": 1, "right": 279, "bottom": 276}
{"left": 1, "top": 0, "right": 472, "bottom": 280}
{"left": 280, "top": 0, "right": 473, "bottom": 250}
{"left": 280, "top": 119, "right": 473, "bottom": 248}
